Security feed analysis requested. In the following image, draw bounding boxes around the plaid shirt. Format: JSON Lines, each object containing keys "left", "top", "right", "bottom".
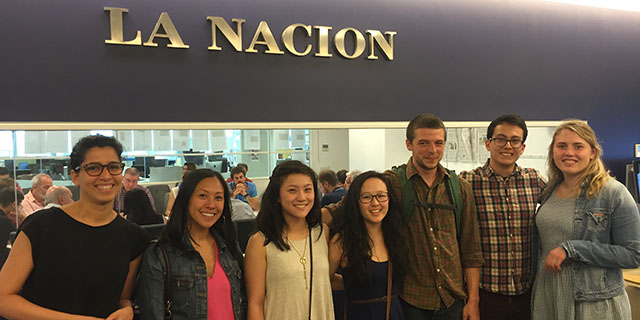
{"left": 460, "top": 160, "right": 545, "bottom": 295}
{"left": 387, "top": 158, "right": 484, "bottom": 310}
{"left": 113, "top": 185, "right": 156, "bottom": 213}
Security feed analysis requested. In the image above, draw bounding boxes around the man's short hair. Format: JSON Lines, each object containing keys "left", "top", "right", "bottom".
{"left": 237, "top": 163, "right": 248, "bottom": 173}
{"left": 336, "top": 169, "right": 348, "bottom": 184}
{"left": 31, "top": 173, "right": 51, "bottom": 187}
{"left": 347, "top": 170, "right": 362, "bottom": 180}
{"left": 44, "top": 186, "right": 72, "bottom": 206}
{"left": 406, "top": 113, "right": 446, "bottom": 143}
{"left": 318, "top": 169, "right": 339, "bottom": 187}
{"left": 124, "top": 167, "right": 140, "bottom": 177}
{"left": 487, "top": 114, "right": 528, "bottom": 142}
{"left": 230, "top": 166, "right": 245, "bottom": 177}
{"left": 0, "top": 187, "right": 24, "bottom": 208}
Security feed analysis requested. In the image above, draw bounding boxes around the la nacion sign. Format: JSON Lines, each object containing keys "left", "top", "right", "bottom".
{"left": 104, "top": 7, "right": 397, "bottom": 60}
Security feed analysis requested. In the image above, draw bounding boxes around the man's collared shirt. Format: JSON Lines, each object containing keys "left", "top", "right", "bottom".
{"left": 113, "top": 185, "right": 156, "bottom": 213}
{"left": 21, "top": 191, "right": 44, "bottom": 216}
{"left": 460, "top": 160, "right": 546, "bottom": 296}
{"left": 388, "top": 158, "right": 484, "bottom": 310}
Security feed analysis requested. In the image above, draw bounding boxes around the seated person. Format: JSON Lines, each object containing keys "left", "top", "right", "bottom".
{"left": 226, "top": 163, "right": 253, "bottom": 183}
{"left": 165, "top": 162, "right": 197, "bottom": 216}
{"left": 336, "top": 169, "right": 348, "bottom": 189}
{"left": 0, "top": 178, "right": 26, "bottom": 224}
{"left": 113, "top": 167, "right": 155, "bottom": 214}
{"left": 228, "top": 166, "right": 260, "bottom": 211}
{"left": 42, "top": 186, "right": 74, "bottom": 209}
{"left": 0, "top": 186, "right": 22, "bottom": 268}
{"left": 21, "top": 174, "right": 53, "bottom": 216}
{"left": 123, "top": 189, "right": 164, "bottom": 226}
{"left": 319, "top": 169, "right": 347, "bottom": 207}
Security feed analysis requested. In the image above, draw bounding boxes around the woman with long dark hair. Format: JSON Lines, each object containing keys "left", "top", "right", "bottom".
{"left": 0, "top": 135, "right": 150, "bottom": 319}
{"left": 328, "top": 171, "right": 409, "bottom": 320}
{"left": 245, "top": 160, "right": 334, "bottom": 320}
{"left": 124, "top": 189, "right": 164, "bottom": 226}
{"left": 531, "top": 120, "right": 640, "bottom": 319}
{"left": 137, "top": 169, "right": 246, "bottom": 320}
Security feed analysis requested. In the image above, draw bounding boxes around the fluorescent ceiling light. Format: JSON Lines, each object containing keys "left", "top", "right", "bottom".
{"left": 542, "top": 0, "right": 640, "bottom": 12}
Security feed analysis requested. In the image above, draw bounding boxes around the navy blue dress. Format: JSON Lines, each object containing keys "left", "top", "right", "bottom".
{"left": 343, "top": 261, "right": 404, "bottom": 320}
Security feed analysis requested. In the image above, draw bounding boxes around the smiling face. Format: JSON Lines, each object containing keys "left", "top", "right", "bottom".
{"left": 71, "top": 147, "right": 123, "bottom": 205}
{"left": 358, "top": 177, "right": 389, "bottom": 226}
{"left": 552, "top": 129, "right": 595, "bottom": 180}
{"left": 406, "top": 128, "right": 446, "bottom": 172}
{"left": 486, "top": 123, "right": 526, "bottom": 172}
{"left": 187, "top": 177, "right": 225, "bottom": 233}
{"left": 279, "top": 173, "right": 315, "bottom": 222}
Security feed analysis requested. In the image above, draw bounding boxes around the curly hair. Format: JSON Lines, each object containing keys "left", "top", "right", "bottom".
{"left": 330, "top": 171, "right": 410, "bottom": 285}
{"left": 257, "top": 160, "right": 322, "bottom": 251}
{"left": 161, "top": 169, "right": 243, "bottom": 264}
{"left": 70, "top": 135, "right": 123, "bottom": 171}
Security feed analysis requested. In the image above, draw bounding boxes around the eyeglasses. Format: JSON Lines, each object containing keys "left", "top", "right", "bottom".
{"left": 489, "top": 137, "right": 523, "bottom": 148}
{"left": 359, "top": 192, "right": 389, "bottom": 204}
{"left": 75, "top": 162, "right": 125, "bottom": 176}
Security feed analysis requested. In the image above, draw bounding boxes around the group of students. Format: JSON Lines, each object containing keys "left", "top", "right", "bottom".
{"left": 0, "top": 112, "right": 638, "bottom": 320}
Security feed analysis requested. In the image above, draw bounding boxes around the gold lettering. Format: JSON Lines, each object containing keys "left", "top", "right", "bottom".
{"left": 366, "top": 30, "right": 396, "bottom": 60}
{"left": 314, "top": 26, "right": 332, "bottom": 58}
{"left": 143, "top": 12, "right": 189, "bottom": 49}
{"left": 334, "top": 28, "right": 365, "bottom": 59}
{"left": 245, "top": 21, "right": 284, "bottom": 54}
{"left": 104, "top": 7, "right": 142, "bottom": 46}
{"left": 207, "top": 17, "right": 245, "bottom": 51}
{"left": 282, "top": 24, "right": 312, "bottom": 56}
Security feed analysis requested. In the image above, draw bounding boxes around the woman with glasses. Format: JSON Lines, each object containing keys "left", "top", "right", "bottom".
{"left": 328, "top": 171, "right": 409, "bottom": 320}
{"left": 531, "top": 120, "right": 640, "bottom": 320}
{"left": 137, "top": 169, "right": 247, "bottom": 320}
{"left": 0, "top": 135, "right": 150, "bottom": 320}
{"left": 245, "top": 160, "right": 334, "bottom": 320}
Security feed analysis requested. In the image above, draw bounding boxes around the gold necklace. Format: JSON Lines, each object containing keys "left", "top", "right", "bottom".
{"left": 287, "top": 232, "right": 309, "bottom": 290}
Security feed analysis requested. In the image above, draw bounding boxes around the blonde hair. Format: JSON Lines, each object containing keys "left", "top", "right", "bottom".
{"left": 545, "top": 119, "right": 610, "bottom": 199}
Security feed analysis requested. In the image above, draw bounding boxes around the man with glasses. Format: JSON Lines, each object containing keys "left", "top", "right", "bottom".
{"left": 113, "top": 167, "right": 155, "bottom": 214}
{"left": 460, "top": 114, "right": 546, "bottom": 320}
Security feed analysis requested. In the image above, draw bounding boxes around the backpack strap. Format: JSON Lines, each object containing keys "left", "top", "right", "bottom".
{"left": 393, "top": 165, "right": 415, "bottom": 225}
{"left": 444, "top": 169, "right": 463, "bottom": 239}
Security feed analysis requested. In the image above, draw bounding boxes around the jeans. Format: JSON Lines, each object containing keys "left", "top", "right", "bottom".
{"left": 401, "top": 298, "right": 463, "bottom": 320}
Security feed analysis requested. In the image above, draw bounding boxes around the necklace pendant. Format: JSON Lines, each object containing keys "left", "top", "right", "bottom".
{"left": 300, "top": 256, "right": 307, "bottom": 265}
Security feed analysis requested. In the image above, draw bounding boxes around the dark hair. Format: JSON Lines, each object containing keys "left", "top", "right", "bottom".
{"left": 230, "top": 166, "right": 245, "bottom": 177}
{"left": 161, "top": 169, "right": 243, "bottom": 263}
{"left": 406, "top": 113, "right": 446, "bottom": 143}
{"left": 330, "top": 171, "right": 410, "bottom": 284}
{"left": 0, "top": 167, "right": 9, "bottom": 176}
{"left": 183, "top": 163, "right": 197, "bottom": 172}
{"left": 124, "top": 189, "right": 163, "bottom": 226}
{"left": 487, "top": 114, "right": 528, "bottom": 142}
{"left": 0, "top": 186, "right": 24, "bottom": 207}
{"left": 70, "top": 135, "right": 123, "bottom": 171}
{"left": 318, "top": 169, "right": 338, "bottom": 186}
{"left": 257, "top": 160, "right": 322, "bottom": 251}
{"left": 237, "top": 163, "right": 248, "bottom": 173}
{"left": 336, "top": 169, "right": 348, "bottom": 184}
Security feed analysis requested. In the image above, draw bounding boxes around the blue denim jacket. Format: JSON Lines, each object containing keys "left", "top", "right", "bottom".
{"left": 137, "top": 230, "right": 247, "bottom": 320}
{"left": 533, "top": 179, "right": 640, "bottom": 301}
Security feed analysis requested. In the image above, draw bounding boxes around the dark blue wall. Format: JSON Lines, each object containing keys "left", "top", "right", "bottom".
{"left": 1, "top": 0, "right": 638, "bottom": 177}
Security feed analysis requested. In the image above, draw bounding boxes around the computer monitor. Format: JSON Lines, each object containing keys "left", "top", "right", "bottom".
{"left": 183, "top": 150, "right": 205, "bottom": 166}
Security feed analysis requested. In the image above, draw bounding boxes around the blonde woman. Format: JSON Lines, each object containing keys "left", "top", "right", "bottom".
{"left": 531, "top": 120, "right": 640, "bottom": 320}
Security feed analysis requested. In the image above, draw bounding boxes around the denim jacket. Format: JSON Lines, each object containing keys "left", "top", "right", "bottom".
{"left": 533, "top": 178, "right": 640, "bottom": 301}
{"left": 137, "top": 230, "right": 247, "bottom": 320}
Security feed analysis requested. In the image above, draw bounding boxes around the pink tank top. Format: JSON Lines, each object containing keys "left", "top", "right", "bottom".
{"left": 207, "top": 241, "right": 234, "bottom": 320}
